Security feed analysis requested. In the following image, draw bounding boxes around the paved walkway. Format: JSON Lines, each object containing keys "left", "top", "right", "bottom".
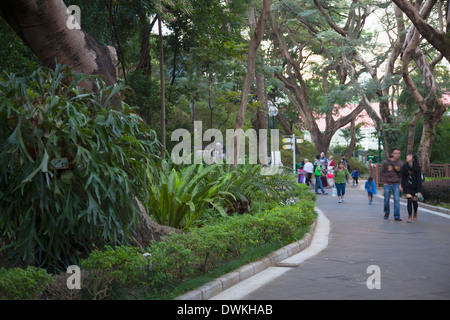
{"left": 211, "top": 182, "right": 450, "bottom": 300}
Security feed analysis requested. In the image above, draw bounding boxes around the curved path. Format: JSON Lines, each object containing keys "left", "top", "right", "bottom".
{"left": 212, "top": 186, "right": 450, "bottom": 300}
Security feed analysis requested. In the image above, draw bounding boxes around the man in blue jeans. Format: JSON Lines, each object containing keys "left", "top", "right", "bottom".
{"left": 314, "top": 157, "right": 328, "bottom": 195}
{"left": 380, "top": 148, "right": 403, "bottom": 221}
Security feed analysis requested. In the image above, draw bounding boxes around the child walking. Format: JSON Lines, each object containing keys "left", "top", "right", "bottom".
{"left": 334, "top": 161, "right": 350, "bottom": 203}
{"left": 351, "top": 169, "right": 360, "bottom": 186}
{"left": 298, "top": 165, "right": 305, "bottom": 184}
{"left": 365, "top": 176, "right": 377, "bottom": 205}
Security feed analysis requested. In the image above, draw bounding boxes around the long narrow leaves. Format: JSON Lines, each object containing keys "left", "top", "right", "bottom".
{"left": 0, "top": 65, "right": 159, "bottom": 270}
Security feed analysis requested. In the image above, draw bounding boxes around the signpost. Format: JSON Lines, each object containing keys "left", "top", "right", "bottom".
{"left": 283, "top": 134, "right": 296, "bottom": 174}
{"left": 283, "top": 134, "right": 305, "bottom": 174}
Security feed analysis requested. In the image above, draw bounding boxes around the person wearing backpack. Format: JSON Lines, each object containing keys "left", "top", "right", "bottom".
{"left": 380, "top": 148, "right": 403, "bottom": 221}
{"left": 314, "top": 155, "right": 328, "bottom": 195}
{"left": 401, "top": 153, "right": 423, "bottom": 223}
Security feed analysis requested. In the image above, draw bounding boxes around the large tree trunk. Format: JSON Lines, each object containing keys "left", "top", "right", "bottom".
{"left": 0, "top": 0, "right": 179, "bottom": 246}
{"left": 401, "top": 1, "right": 448, "bottom": 174}
{"left": 137, "top": 17, "right": 158, "bottom": 76}
{"left": 0, "top": 0, "right": 118, "bottom": 88}
{"left": 233, "top": 0, "right": 271, "bottom": 165}
{"left": 407, "top": 110, "right": 422, "bottom": 155}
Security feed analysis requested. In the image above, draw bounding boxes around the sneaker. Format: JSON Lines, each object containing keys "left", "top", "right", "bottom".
{"left": 341, "top": 198, "right": 345, "bottom": 202}
{"left": 384, "top": 214, "right": 389, "bottom": 220}
{"left": 395, "top": 218, "right": 402, "bottom": 221}
{"left": 338, "top": 199, "right": 342, "bottom": 203}
{"left": 369, "top": 201, "right": 372, "bottom": 205}
{"left": 323, "top": 192, "right": 328, "bottom": 195}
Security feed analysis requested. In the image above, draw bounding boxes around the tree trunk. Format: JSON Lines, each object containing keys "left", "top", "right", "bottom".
{"left": 233, "top": 0, "right": 271, "bottom": 165}
{"left": 0, "top": 0, "right": 117, "bottom": 88}
{"left": 346, "top": 120, "right": 357, "bottom": 159}
{"left": 401, "top": 3, "right": 448, "bottom": 174}
{"left": 159, "top": 15, "right": 166, "bottom": 158}
{"left": 190, "top": 69, "right": 200, "bottom": 133}
{"left": 418, "top": 113, "right": 437, "bottom": 176}
{"left": 407, "top": 110, "right": 422, "bottom": 155}
{"left": 170, "top": 28, "right": 179, "bottom": 86}
{"left": 0, "top": 0, "right": 180, "bottom": 245}
{"left": 137, "top": 17, "right": 158, "bottom": 76}
{"left": 252, "top": 73, "right": 269, "bottom": 132}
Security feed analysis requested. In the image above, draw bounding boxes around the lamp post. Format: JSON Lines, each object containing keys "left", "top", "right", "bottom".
{"left": 267, "top": 101, "right": 278, "bottom": 164}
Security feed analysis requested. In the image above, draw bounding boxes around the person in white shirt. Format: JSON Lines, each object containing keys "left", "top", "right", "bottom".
{"left": 303, "top": 159, "right": 314, "bottom": 187}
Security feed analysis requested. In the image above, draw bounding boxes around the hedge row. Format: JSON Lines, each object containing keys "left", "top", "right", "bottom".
{"left": 422, "top": 179, "right": 450, "bottom": 204}
{"left": 0, "top": 200, "right": 317, "bottom": 300}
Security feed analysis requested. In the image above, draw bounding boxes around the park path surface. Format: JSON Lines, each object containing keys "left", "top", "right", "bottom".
{"left": 211, "top": 183, "right": 450, "bottom": 300}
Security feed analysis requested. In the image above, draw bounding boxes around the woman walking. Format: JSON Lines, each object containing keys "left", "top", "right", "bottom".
{"left": 334, "top": 161, "right": 350, "bottom": 203}
{"left": 401, "top": 153, "right": 423, "bottom": 223}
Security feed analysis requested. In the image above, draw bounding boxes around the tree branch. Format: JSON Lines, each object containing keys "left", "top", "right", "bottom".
{"left": 392, "top": 0, "right": 450, "bottom": 62}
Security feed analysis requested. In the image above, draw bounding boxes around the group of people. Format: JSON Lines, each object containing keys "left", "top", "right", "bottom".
{"left": 297, "top": 148, "right": 423, "bottom": 223}
{"left": 297, "top": 152, "right": 353, "bottom": 201}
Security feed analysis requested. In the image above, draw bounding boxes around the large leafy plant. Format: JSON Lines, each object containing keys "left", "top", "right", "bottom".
{"left": 0, "top": 65, "right": 159, "bottom": 270}
{"left": 146, "top": 160, "right": 233, "bottom": 230}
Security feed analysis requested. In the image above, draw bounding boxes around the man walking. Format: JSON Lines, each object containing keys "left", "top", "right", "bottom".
{"left": 381, "top": 148, "right": 403, "bottom": 221}
{"left": 314, "top": 155, "right": 328, "bottom": 195}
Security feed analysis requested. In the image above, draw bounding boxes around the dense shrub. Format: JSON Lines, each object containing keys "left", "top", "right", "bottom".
{"left": 422, "top": 179, "right": 450, "bottom": 204}
{"left": 0, "top": 65, "right": 159, "bottom": 269}
{"left": 0, "top": 199, "right": 317, "bottom": 299}
{"left": 141, "top": 200, "right": 317, "bottom": 294}
{"left": 0, "top": 266, "right": 53, "bottom": 300}
{"left": 65, "top": 200, "right": 317, "bottom": 298}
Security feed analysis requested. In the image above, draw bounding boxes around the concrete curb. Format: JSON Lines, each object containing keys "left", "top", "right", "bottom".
{"left": 175, "top": 217, "right": 319, "bottom": 300}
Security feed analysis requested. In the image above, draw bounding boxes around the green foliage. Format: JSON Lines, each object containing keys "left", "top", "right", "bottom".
{"left": 0, "top": 65, "right": 159, "bottom": 270}
{"left": 0, "top": 17, "right": 41, "bottom": 74}
{"left": 81, "top": 246, "right": 152, "bottom": 288}
{"left": 146, "top": 161, "right": 234, "bottom": 230}
{"left": 0, "top": 266, "right": 53, "bottom": 300}
{"left": 0, "top": 182, "right": 317, "bottom": 300}
{"left": 144, "top": 199, "right": 316, "bottom": 296}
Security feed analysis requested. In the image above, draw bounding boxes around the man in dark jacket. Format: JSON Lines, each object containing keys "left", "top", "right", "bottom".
{"left": 380, "top": 148, "right": 403, "bottom": 221}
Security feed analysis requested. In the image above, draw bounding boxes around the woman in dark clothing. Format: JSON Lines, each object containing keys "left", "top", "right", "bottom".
{"left": 401, "top": 153, "right": 423, "bottom": 223}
